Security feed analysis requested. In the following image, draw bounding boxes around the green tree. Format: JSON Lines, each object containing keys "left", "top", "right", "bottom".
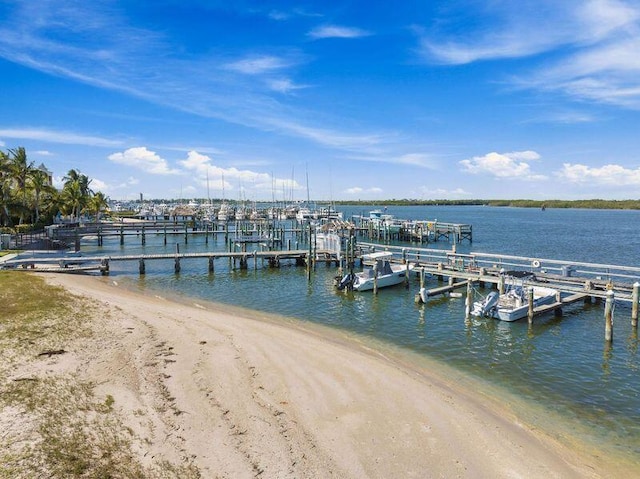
{"left": 86, "top": 191, "right": 109, "bottom": 221}
{"left": 0, "top": 150, "right": 13, "bottom": 226}
{"left": 61, "top": 169, "right": 93, "bottom": 220}
{"left": 7, "top": 147, "right": 34, "bottom": 224}
{"left": 28, "top": 168, "right": 56, "bottom": 224}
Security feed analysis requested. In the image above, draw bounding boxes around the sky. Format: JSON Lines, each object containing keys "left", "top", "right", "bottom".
{"left": 1, "top": 0, "right": 640, "bottom": 202}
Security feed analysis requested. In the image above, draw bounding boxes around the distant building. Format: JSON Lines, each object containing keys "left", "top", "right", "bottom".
{"left": 37, "top": 163, "right": 53, "bottom": 185}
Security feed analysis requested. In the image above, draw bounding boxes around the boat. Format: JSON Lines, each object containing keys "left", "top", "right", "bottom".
{"left": 471, "top": 271, "right": 558, "bottom": 322}
{"left": 337, "top": 252, "right": 413, "bottom": 292}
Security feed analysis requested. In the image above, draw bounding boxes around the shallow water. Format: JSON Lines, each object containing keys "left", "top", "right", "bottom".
{"left": 83, "top": 205, "right": 640, "bottom": 459}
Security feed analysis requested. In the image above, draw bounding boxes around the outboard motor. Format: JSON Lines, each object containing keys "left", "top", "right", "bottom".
{"left": 336, "top": 273, "right": 355, "bottom": 291}
{"left": 472, "top": 291, "right": 499, "bottom": 316}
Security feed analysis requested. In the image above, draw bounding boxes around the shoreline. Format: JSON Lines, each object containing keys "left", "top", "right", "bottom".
{"left": 33, "top": 272, "right": 637, "bottom": 478}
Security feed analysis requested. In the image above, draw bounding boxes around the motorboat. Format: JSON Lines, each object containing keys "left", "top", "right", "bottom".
{"left": 471, "top": 271, "right": 558, "bottom": 321}
{"left": 337, "top": 252, "right": 413, "bottom": 292}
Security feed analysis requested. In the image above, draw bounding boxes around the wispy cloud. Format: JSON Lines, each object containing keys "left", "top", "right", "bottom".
{"left": 223, "top": 55, "right": 293, "bottom": 75}
{"left": 308, "top": 25, "right": 371, "bottom": 40}
{"left": 0, "top": 128, "right": 122, "bottom": 147}
{"left": 419, "top": 0, "right": 640, "bottom": 109}
{"left": 417, "top": 186, "right": 471, "bottom": 199}
{"left": 460, "top": 150, "right": 547, "bottom": 180}
{"left": 556, "top": 162, "right": 640, "bottom": 185}
{"left": 344, "top": 186, "right": 383, "bottom": 195}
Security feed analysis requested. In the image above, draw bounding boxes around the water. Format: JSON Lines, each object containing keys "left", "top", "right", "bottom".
{"left": 82, "top": 205, "right": 640, "bottom": 460}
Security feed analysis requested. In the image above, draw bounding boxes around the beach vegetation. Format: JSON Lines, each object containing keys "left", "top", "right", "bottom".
{"left": 0, "top": 147, "right": 109, "bottom": 231}
{"left": 0, "top": 272, "right": 200, "bottom": 478}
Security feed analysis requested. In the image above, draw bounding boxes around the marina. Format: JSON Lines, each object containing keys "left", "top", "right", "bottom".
{"left": 3, "top": 204, "right": 640, "bottom": 463}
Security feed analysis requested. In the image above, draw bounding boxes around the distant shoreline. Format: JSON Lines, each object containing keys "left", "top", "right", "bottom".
{"left": 331, "top": 199, "right": 640, "bottom": 209}
{"left": 118, "top": 199, "right": 640, "bottom": 210}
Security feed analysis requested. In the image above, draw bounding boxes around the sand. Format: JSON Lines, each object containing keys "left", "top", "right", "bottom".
{"left": 36, "top": 273, "right": 627, "bottom": 478}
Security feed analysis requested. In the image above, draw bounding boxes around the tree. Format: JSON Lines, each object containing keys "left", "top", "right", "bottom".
{"left": 28, "top": 168, "right": 56, "bottom": 224}
{"left": 86, "top": 191, "right": 109, "bottom": 221}
{"left": 7, "top": 147, "right": 34, "bottom": 224}
{"left": 61, "top": 169, "right": 93, "bottom": 220}
{"left": 0, "top": 150, "right": 12, "bottom": 226}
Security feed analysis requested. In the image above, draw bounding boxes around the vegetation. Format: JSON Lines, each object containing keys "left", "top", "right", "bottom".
{"left": 0, "top": 272, "right": 200, "bottom": 478}
{"left": 334, "top": 199, "right": 640, "bottom": 209}
{"left": 0, "top": 147, "right": 109, "bottom": 231}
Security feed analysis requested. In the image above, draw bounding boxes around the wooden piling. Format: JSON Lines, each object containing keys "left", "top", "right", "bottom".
{"left": 373, "top": 262, "right": 378, "bottom": 295}
{"left": 465, "top": 280, "right": 472, "bottom": 319}
{"left": 605, "top": 290, "right": 614, "bottom": 342}
{"left": 632, "top": 282, "right": 639, "bottom": 328}
{"left": 527, "top": 287, "right": 534, "bottom": 324}
{"left": 208, "top": 256, "right": 214, "bottom": 273}
{"left": 139, "top": 259, "right": 145, "bottom": 275}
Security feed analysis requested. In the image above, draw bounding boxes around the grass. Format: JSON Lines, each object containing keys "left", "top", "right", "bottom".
{"left": 0, "top": 272, "right": 201, "bottom": 478}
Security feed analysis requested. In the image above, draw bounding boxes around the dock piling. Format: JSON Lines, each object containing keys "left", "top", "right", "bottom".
{"left": 605, "top": 290, "right": 614, "bottom": 342}
{"left": 632, "top": 282, "right": 639, "bottom": 328}
{"left": 527, "top": 287, "right": 534, "bottom": 324}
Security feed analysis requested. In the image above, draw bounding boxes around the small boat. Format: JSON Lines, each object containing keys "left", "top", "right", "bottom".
{"left": 337, "top": 252, "right": 412, "bottom": 292}
{"left": 471, "top": 271, "right": 558, "bottom": 322}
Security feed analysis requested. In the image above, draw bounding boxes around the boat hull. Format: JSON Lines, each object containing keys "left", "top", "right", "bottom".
{"left": 473, "top": 286, "right": 558, "bottom": 322}
{"left": 353, "top": 271, "right": 408, "bottom": 291}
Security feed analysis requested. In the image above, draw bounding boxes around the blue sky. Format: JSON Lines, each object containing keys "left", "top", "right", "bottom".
{"left": 1, "top": 0, "right": 640, "bottom": 201}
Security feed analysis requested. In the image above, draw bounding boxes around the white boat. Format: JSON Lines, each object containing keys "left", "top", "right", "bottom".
{"left": 471, "top": 272, "right": 558, "bottom": 322}
{"left": 337, "top": 252, "right": 413, "bottom": 292}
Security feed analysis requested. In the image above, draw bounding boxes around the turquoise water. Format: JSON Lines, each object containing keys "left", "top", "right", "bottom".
{"left": 83, "top": 205, "right": 640, "bottom": 459}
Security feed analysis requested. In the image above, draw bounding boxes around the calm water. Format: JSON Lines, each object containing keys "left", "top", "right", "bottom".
{"left": 83, "top": 205, "right": 640, "bottom": 459}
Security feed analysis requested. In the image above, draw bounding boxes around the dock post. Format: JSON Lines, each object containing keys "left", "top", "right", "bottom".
{"left": 101, "top": 259, "right": 109, "bottom": 275}
{"left": 139, "top": 259, "right": 145, "bottom": 275}
{"left": 98, "top": 226, "right": 103, "bottom": 247}
{"left": 527, "top": 287, "right": 534, "bottom": 324}
{"left": 164, "top": 224, "right": 167, "bottom": 245}
{"left": 205, "top": 224, "right": 209, "bottom": 245}
{"left": 465, "top": 280, "right": 472, "bottom": 319}
{"left": 120, "top": 224, "right": 124, "bottom": 245}
{"left": 605, "top": 290, "right": 614, "bottom": 342}
{"left": 554, "top": 291, "right": 563, "bottom": 317}
{"left": 254, "top": 250, "right": 258, "bottom": 271}
{"left": 498, "top": 270, "right": 505, "bottom": 294}
{"left": 208, "top": 256, "right": 214, "bottom": 273}
{"left": 373, "top": 263, "right": 378, "bottom": 294}
{"left": 175, "top": 257, "right": 181, "bottom": 273}
{"left": 184, "top": 223, "right": 188, "bottom": 244}
{"left": 632, "top": 282, "right": 639, "bottom": 328}
{"left": 405, "top": 262, "right": 410, "bottom": 288}
{"left": 141, "top": 224, "right": 146, "bottom": 245}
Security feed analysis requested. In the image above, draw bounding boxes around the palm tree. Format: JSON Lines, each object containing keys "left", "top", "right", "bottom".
{"left": 28, "top": 168, "right": 56, "bottom": 224}
{"left": 8, "top": 147, "right": 35, "bottom": 224}
{"left": 0, "top": 150, "right": 12, "bottom": 226}
{"left": 62, "top": 169, "right": 93, "bottom": 221}
{"left": 61, "top": 180, "right": 84, "bottom": 220}
{"left": 87, "top": 191, "right": 109, "bottom": 221}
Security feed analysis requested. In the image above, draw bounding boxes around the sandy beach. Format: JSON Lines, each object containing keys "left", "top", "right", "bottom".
{"left": 15, "top": 273, "right": 630, "bottom": 478}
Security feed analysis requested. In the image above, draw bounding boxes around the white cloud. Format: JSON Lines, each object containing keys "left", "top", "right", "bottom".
{"left": 419, "top": 0, "right": 640, "bottom": 108}
{"left": 417, "top": 187, "right": 471, "bottom": 199}
{"left": 178, "top": 150, "right": 301, "bottom": 194}
{"left": 459, "top": 150, "right": 547, "bottom": 180}
{"left": 224, "top": 55, "right": 292, "bottom": 75}
{"left": 91, "top": 178, "right": 109, "bottom": 192}
{"left": 556, "top": 163, "right": 640, "bottom": 185}
{"left": 308, "top": 25, "right": 371, "bottom": 39}
{"left": 267, "top": 78, "right": 308, "bottom": 93}
{"left": 108, "top": 147, "right": 179, "bottom": 175}
{"left": 0, "top": 128, "right": 122, "bottom": 147}
{"left": 34, "top": 150, "right": 53, "bottom": 156}
{"left": 0, "top": 139, "right": 5, "bottom": 147}
{"left": 344, "top": 186, "right": 383, "bottom": 195}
